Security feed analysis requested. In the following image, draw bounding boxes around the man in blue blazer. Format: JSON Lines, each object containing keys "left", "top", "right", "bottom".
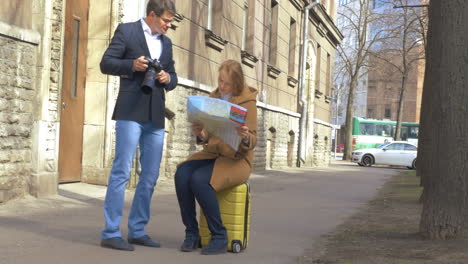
{"left": 99, "top": 0, "right": 178, "bottom": 251}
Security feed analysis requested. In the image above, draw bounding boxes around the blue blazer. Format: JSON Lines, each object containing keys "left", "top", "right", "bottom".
{"left": 100, "top": 20, "right": 178, "bottom": 128}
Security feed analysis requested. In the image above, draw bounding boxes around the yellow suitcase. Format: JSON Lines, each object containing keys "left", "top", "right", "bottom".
{"left": 199, "top": 182, "right": 251, "bottom": 253}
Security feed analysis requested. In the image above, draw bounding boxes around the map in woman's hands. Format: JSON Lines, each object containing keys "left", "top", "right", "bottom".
{"left": 187, "top": 96, "right": 247, "bottom": 150}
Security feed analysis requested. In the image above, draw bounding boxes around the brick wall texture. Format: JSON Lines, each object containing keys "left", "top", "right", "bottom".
{"left": 0, "top": 36, "right": 37, "bottom": 202}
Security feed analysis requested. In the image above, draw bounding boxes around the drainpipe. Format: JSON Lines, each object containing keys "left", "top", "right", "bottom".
{"left": 297, "top": 1, "right": 320, "bottom": 167}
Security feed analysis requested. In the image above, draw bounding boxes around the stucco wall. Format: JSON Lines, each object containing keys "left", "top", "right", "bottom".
{"left": 0, "top": 0, "right": 33, "bottom": 29}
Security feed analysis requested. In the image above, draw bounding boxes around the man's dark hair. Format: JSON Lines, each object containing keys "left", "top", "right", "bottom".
{"left": 147, "top": 0, "right": 176, "bottom": 16}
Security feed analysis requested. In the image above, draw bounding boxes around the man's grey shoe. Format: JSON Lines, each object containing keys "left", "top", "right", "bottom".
{"left": 128, "top": 235, "right": 161, "bottom": 248}
{"left": 101, "top": 237, "right": 135, "bottom": 251}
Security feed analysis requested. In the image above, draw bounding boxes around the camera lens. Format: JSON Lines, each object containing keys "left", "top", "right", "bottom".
{"left": 140, "top": 57, "right": 163, "bottom": 94}
{"left": 141, "top": 67, "right": 157, "bottom": 94}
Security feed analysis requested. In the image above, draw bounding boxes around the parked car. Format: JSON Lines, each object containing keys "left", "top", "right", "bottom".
{"left": 351, "top": 141, "right": 417, "bottom": 169}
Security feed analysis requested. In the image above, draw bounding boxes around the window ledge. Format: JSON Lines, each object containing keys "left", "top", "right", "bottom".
{"left": 315, "top": 89, "right": 323, "bottom": 99}
{"left": 0, "top": 21, "right": 40, "bottom": 45}
{"left": 287, "top": 76, "right": 298, "bottom": 88}
{"left": 170, "top": 13, "right": 184, "bottom": 30}
{"left": 205, "top": 29, "right": 228, "bottom": 52}
{"left": 325, "top": 95, "right": 332, "bottom": 103}
{"left": 267, "top": 65, "right": 281, "bottom": 79}
{"left": 241, "top": 50, "right": 258, "bottom": 68}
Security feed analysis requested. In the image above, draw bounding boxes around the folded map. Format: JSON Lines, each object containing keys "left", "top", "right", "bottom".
{"left": 187, "top": 96, "right": 247, "bottom": 150}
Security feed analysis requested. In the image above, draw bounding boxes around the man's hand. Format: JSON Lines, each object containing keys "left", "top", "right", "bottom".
{"left": 192, "top": 123, "right": 207, "bottom": 141}
{"left": 133, "top": 56, "right": 148, "bottom": 72}
{"left": 157, "top": 70, "right": 170, "bottom": 84}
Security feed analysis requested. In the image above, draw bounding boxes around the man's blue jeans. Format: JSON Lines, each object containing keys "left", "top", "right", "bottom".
{"left": 102, "top": 120, "right": 165, "bottom": 239}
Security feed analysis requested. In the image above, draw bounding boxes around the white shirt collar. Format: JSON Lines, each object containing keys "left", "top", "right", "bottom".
{"left": 141, "top": 18, "right": 161, "bottom": 39}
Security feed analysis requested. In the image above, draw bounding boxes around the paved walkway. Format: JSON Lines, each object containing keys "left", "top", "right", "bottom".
{"left": 0, "top": 161, "right": 403, "bottom": 264}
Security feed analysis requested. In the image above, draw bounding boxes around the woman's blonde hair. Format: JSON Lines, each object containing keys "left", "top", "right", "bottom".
{"left": 218, "top": 60, "right": 245, "bottom": 96}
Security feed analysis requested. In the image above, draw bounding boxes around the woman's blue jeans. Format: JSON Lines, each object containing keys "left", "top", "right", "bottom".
{"left": 101, "top": 120, "right": 165, "bottom": 240}
{"left": 175, "top": 159, "right": 227, "bottom": 240}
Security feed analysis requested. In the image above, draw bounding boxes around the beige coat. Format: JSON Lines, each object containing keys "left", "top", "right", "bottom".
{"left": 180, "top": 86, "right": 258, "bottom": 192}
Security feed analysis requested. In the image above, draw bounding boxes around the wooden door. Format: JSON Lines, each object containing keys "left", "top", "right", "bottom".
{"left": 58, "top": 0, "right": 89, "bottom": 183}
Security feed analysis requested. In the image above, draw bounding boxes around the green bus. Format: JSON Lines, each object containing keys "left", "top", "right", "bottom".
{"left": 352, "top": 117, "right": 419, "bottom": 150}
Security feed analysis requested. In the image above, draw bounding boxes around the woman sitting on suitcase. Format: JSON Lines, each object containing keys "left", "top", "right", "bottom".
{"left": 175, "top": 60, "right": 257, "bottom": 255}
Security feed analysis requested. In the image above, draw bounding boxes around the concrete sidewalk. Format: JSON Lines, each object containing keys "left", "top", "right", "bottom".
{"left": 0, "top": 162, "right": 402, "bottom": 264}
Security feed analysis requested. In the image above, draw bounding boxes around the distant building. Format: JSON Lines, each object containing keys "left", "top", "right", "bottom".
{"left": 367, "top": 49, "right": 424, "bottom": 122}
{"left": 367, "top": 0, "right": 426, "bottom": 123}
{"left": 334, "top": 0, "right": 426, "bottom": 128}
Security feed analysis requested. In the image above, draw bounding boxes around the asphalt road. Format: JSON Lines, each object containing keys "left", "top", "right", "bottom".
{"left": 0, "top": 161, "right": 403, "bottom": 264}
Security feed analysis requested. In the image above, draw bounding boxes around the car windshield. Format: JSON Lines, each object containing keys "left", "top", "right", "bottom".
{"left": 376, "top": 142, "right": 391, "bottom": 149}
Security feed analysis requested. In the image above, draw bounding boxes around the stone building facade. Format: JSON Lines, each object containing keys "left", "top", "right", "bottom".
{"left": 0, "top": 0, "right": 41, "bottom": 202}
{"left": 0, "top": 0, "right": 342, "bottom": 203}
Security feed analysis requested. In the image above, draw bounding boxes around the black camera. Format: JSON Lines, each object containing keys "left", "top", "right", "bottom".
{"left": 141, "top": 57, "right": 162, "bottom": 94}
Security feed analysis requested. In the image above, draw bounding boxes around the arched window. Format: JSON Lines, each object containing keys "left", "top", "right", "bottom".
{"left": 266, "top": 127, "right": 277, "bottom": 169}
{"left": 287, "top": 131, "right": 295, "bottom": 167}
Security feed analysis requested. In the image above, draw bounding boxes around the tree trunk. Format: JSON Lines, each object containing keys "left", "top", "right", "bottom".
{"left": 419, "top": 0, "right": 468, "bottom": 239}
{"left": 343, "top": 77, "right": 358, "bottom": 160}
{"left": 417, "top": 7, "right": 433, "bottom": 185}
{"left": 395, "top": 8, "right": 409, "bottom": 142}
{"left": 394, "top": 71, "right": 408, "bottom": 141}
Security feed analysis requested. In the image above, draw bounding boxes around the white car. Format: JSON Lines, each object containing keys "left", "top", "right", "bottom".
{"left": 351, "top": 141, "right": 417, "bottom": 169}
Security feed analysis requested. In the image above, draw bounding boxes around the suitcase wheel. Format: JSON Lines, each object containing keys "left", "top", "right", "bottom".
{"left": 231, "top": 241, "right": 242, "bottom": 253}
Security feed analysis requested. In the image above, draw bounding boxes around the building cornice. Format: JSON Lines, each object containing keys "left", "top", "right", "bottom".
{"left": 309, "top": 5, "right": 344, "bottom": 47}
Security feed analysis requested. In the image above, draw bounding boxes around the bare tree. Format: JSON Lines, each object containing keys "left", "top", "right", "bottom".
{"left": 335, "top": 0, "right": 394, "bottom": 160}
{"left": 418, "top": 0, "right": 468, "bottom": 239}
{"left": 371, "top": 0, "right": 426, "bottom": 141}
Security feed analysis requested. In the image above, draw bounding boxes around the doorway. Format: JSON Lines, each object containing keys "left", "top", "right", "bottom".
{"left": 58, "top": 0, "right": 89, "bottom": 183}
